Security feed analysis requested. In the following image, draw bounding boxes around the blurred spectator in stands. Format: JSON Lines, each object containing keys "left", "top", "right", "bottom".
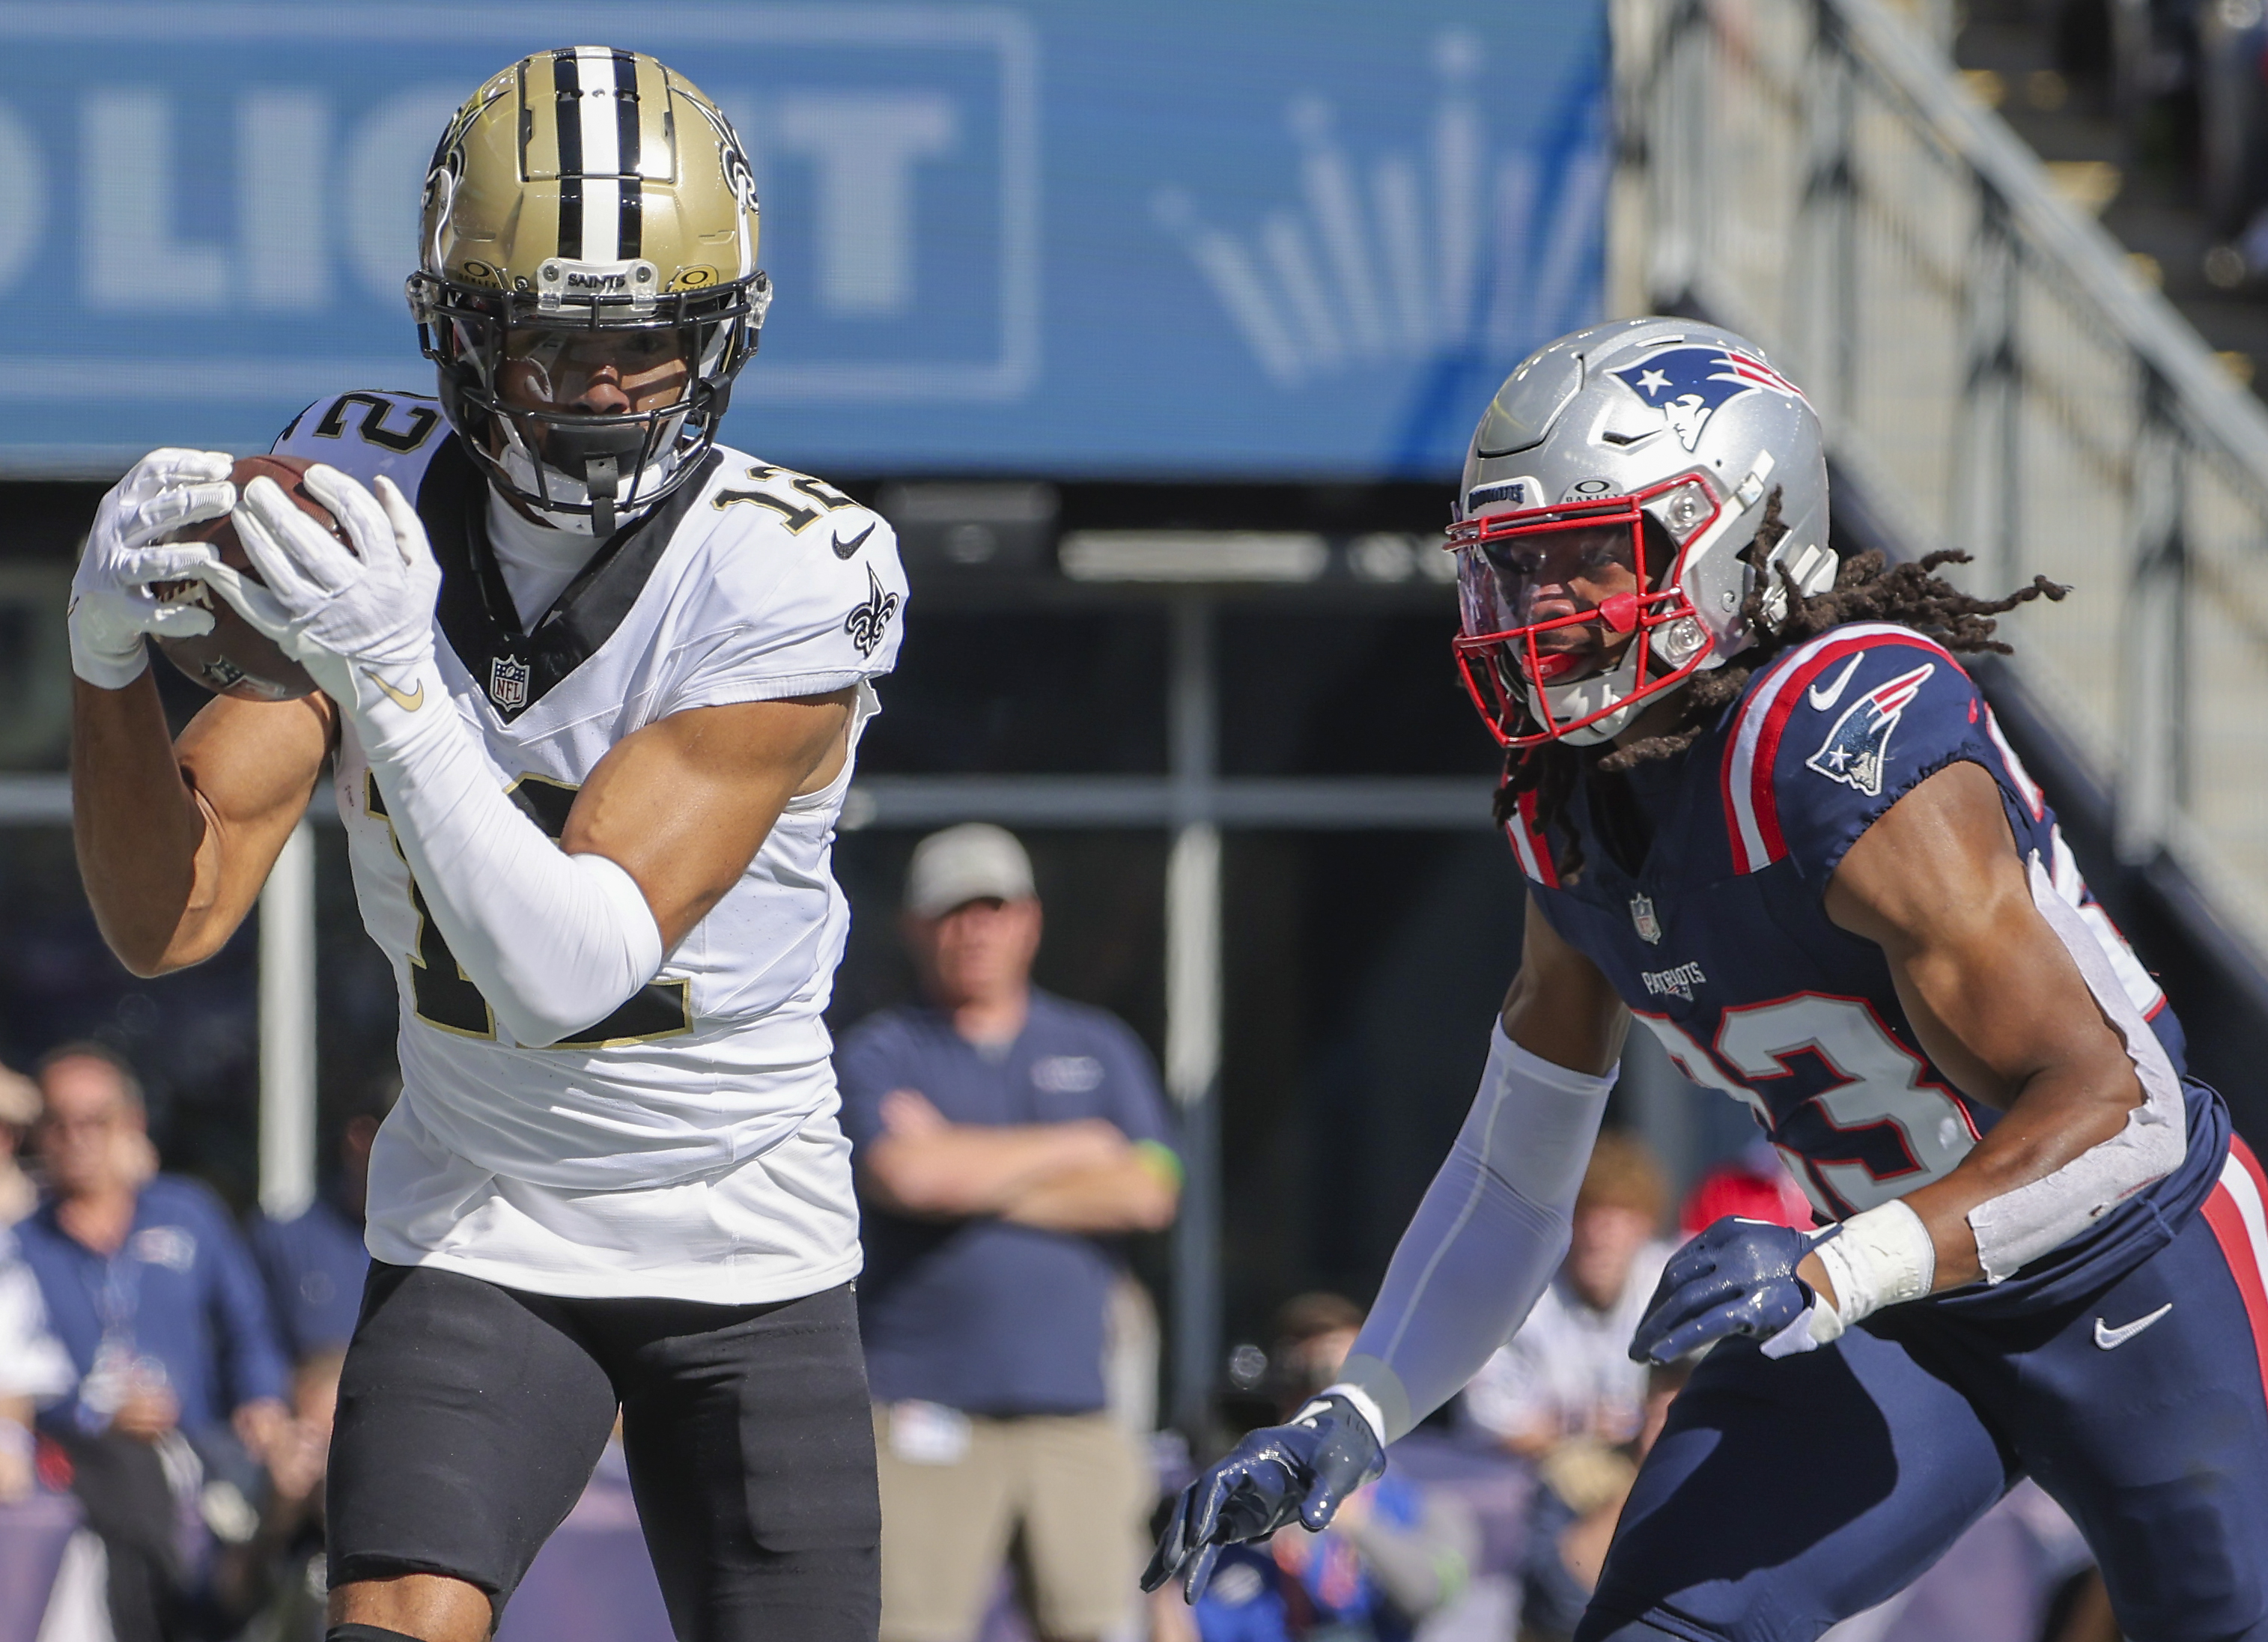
{"left": 0, "top": 1223, "right": 75, "bottom": 1501}
{"left": 1676, "top": 1135, "right": 1814, "bottom": 1236}
{"left": 1515, "top": 1358, "right": 1691, "bottom": 1642}
{"left": 839, "top": 824, "right": 1180, "bottom": 1642}
{"left": 1189, "top": 1294, "right": 1477, "bottom": 1642}
{"left": 224, "top": 1076, "right": 390, "bottom": 1641}
{"left": 246, "top": 1074, "right": 392, "bottom": 1364}
{"left": 212, "top": 1346, "right": 340, "bottom": 1641}
{"left": 1462, "top": 1132, "right": 1676, "bottom": 1458}
{"left": 16, "top": 1042, "right": 290, "bottom": 1642}
{"left": 0, "top": 1060, "right": 39, "bottom": 1227}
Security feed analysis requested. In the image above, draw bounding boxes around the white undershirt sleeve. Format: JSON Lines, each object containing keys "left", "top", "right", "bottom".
{"left": 1963, "top": 855, "right": 2187, "bottom": 1280}
{"left": 1324, "top": 1024, "right": 1616, "bottom": 1444}
{"left": 348, "top": 654, "right": 664, "bottom": 1049}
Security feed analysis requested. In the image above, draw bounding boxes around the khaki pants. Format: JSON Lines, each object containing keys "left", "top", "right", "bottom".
{"left": 873, "top": 1405, "right": 1149, "bottom": 1642}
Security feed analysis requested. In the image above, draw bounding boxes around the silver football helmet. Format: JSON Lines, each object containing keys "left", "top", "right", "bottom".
{"left": 1449, "top": 317, "right": 1834, "bottom": 747}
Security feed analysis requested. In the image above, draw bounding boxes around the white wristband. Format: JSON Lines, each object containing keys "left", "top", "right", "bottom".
{"left": 1814, "top": 1199, "right": 1936, "bottom": 1329}
{"left": 1307, "top": 1382, "right": 1389, "bottom": 1451}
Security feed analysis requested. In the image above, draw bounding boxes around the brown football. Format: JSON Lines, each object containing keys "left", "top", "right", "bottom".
{"left": 150, "top": 454, "right": 352, "bottom": 702}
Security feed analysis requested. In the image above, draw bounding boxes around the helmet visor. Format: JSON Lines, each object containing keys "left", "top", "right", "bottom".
{"left": 498, "top": 326, "right": 696, "bottom": 415}
{"left": 1459, "top": 518, "right": 1648, "bottom": 685}
{"left": 1449, "top": 475, "right": 1723, "bottom": 744}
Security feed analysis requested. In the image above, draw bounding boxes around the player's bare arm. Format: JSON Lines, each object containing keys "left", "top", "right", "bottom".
{"left": 1500, "top": 892, "right": 1629, "bottom": 1078}
{"left": 66, "top": 446, "right": 342, "bottom": 975}
{"left": 1816, "top": 758, "right": 2147, "bottom": 1297}
{"left": 562, "top": 687, "right": 855, "bottom": 949}
{"left": 73, "top": 682, "right": 335, "bottom": 976}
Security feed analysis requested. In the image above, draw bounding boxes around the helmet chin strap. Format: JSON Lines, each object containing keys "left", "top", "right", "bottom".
{"left": 496, "top": 442, "right": 669, "bottom": 537}
{"left": 586, "top": 454, "right": 620, "bottom": 539}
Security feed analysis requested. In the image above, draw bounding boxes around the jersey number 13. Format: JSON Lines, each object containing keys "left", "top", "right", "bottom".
{"left": 1638, "top": 996, "right": 1980, "bottom": 1219}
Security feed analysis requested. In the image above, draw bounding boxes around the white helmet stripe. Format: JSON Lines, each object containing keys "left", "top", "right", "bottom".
{"left": 572, "top": 47, "right": 624, "bottom": 260}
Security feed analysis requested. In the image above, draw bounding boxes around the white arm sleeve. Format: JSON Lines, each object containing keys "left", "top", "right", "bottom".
{"left": 1325, "top": 1024, "right": 1615, "bottom": 1444}
{"left": 1963, "top": 855, "right": 2188, "bottom": 1280}
{"left": 350, "top": 655, "right": 663, "bottom": 1049}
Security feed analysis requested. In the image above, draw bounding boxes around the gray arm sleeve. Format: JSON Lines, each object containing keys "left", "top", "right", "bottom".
{"left": 1328, "top": 1024, "right": 1616, "bottom": 1444}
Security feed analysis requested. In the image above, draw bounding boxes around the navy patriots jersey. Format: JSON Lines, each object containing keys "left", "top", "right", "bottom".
{"left": 1511, "top": 622, "right": 2230, "bottom": 1309}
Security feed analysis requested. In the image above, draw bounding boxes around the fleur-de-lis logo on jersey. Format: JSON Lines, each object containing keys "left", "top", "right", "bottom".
{"left": 844, "top": 566, "right": 900, "bottom": 658}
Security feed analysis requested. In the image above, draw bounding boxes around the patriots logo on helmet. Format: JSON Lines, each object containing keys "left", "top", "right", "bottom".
{"left": 1611, "top": 347, "right": 1806, "bottom": 452}
{"left": 1805, "top": 663, "right": 1935, "bottom": 797}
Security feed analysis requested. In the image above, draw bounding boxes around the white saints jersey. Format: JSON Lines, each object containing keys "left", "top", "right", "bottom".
{"left": 273, "top": 392, "right": 907, "bottom": 1301}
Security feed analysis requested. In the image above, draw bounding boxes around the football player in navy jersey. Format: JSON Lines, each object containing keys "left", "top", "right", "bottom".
{"left": 1146, "top": 319, "right": 2268, "bottom": 1641}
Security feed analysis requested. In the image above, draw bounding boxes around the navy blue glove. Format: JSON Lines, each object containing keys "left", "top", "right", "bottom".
{"left": 1142, "top": 1394, "right": 1386, "bottom": 1602}
{"left": 1629, "top": 1217, "right": 1827, "bottom": 1365}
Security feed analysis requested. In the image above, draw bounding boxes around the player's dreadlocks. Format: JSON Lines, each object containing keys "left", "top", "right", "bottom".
{"left": 1489, "top": 490, "right": 2067, "bottom": 869}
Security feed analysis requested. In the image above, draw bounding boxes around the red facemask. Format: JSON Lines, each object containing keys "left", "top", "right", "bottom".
{"left": 1449, "top": 474, "right": 1725, "bottom": 747}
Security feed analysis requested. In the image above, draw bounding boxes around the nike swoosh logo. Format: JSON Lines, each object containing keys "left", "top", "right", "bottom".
{"left": 1808, "top": 654, "right": 1864, "bottom": 712}
{"left": 2094, "top": 1302, "right": 2173, "bottom": 1349}
{"left": 832, "top": 521, "right": 876, "bottom": 560}
{"left": 365, "top": 670, "right": 424, "bottom": 712}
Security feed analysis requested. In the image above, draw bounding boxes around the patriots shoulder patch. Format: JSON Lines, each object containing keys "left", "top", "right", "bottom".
{"left": 1805, "top": 662, "right": 1934, "bottom": 797}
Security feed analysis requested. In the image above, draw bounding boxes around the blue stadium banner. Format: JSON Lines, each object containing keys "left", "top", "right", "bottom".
{"left": 0, "top": 2, "right": 1608, "bottom": 478}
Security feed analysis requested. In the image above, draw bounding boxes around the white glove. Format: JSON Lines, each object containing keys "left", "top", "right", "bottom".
{"left": 69, "top": 448, "right": 237, "bottom": 689}
{"left": 198, "top": 463, "right": 440, "bottom": 710}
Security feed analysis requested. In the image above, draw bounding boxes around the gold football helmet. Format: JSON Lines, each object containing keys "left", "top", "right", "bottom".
{"left": 406, "top": 47, "right": 772, "bottom": 535}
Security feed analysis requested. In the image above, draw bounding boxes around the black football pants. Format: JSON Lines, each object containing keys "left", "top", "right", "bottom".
{"left": 327, "top": 1262, "right": 880, "bottom": 1642}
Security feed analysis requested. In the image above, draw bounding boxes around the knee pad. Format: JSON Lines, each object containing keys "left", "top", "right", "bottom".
{"left": 328, "top": 1626, "right": 428, "bottom": 1642}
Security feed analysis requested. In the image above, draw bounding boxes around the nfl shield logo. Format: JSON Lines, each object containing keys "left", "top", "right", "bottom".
{"left": 1630, "top": 894, "right": 1662, "bottom": 945}
{"left": 488, "top": 654, "right": 530, "bottom": 713}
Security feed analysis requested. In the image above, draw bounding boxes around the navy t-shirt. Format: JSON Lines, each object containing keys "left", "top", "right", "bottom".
{"left": 246, "top": 1195, "right": 370, "bottom": 1360}
{"left": 836, "top": 989, "right": 1176, "bottom": 1415}
{"left": 16, "top": 1175, "right": 289, "bottom": 1437}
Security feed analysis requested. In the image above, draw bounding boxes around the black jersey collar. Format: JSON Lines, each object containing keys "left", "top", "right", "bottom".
{"left": 416, "top": 436, "right": 719, "bottom": 723}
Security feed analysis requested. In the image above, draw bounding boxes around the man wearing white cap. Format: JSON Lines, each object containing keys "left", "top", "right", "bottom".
{"left": 836, "top": 824, "right": 1180, "bottom": 1642}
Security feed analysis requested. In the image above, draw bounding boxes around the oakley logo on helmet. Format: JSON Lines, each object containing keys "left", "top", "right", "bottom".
{"left": 1805, "top": 663, "right": 1934, "bottom": 797}
{"left": 1611, "top": 347, "right": 1806, "bottom": 452}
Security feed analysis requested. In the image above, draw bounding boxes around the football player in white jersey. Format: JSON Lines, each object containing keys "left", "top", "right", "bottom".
{"left": 66, "top": 49, "right": 905, "bottom": 1642}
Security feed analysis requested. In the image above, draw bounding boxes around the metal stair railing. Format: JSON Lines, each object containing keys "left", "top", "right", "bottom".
{"left": 1611, "top": 0, "right": 2268, "bottom": 966}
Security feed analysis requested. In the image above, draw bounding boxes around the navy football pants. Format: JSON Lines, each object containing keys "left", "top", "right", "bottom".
{"left": 1577, "top": 1142, "right": 2268, "bottom": 1642}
